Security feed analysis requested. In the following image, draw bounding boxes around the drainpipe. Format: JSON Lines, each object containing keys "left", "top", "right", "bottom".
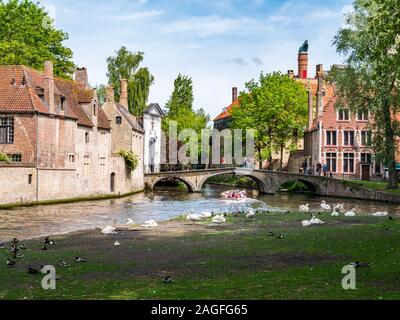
{"left": 35, "top": 112, "right": 39, "bottom": 203}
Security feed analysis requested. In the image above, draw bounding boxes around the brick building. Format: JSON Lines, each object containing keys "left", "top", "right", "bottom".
{"left": 0, "top": 61, "right": 145, "bottom": 205}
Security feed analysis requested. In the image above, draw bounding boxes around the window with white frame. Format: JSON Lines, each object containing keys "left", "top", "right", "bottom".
{"left": 326, "top": 130, "right": 337, "bottom": 146}
{"left": 0, "top": 117, "right": 14, "bottom": 144}
{"left": 361, "top": 153, "right": 372, "bottom": 164}
{"left": 338, "top": 109, "right": 350, "bottom": 121}
{"left": 344, "top": 131, "right": 355, "bottom": 146}
{"left": 326, "top": 153, "right": 337, "bottom": 173}
{"left": 343, "top": 153, "right": 355, "bottom": 173}
{"left": 357, "top": 110, "right": 369, "bottom": 121}
{"left": 361, "top": 130, "right": 371, "bottom": 146}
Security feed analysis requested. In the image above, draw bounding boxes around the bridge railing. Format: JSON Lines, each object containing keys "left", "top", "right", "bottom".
{"left": 145, "top": 163, "right": 254, "bottom": 173}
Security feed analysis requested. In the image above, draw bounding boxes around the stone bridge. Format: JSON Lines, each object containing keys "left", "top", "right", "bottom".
{"left": 144, "top": 168, "right": 393, "bottom": 201}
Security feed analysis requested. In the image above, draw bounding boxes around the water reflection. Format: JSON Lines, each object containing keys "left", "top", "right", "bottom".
{"left": 0, "top": 184, "right": 399, "bottom": 242}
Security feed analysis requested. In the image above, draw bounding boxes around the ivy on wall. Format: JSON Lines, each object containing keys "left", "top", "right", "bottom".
{"left": 0, "top": 153, "right": 9, "bottom": 163}
{"left": 118, "top": 150, "right": 139, "bottom": 172}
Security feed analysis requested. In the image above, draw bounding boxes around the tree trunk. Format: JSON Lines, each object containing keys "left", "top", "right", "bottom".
{"left": 383, "top": 98, "right": 398, "bottom": 189}
{"left": 279, "top": 144, "right": 284, "bottom": 172}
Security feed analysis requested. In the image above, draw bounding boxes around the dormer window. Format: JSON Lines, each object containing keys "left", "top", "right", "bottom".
{"left": 21, "top": 76, "right": 27, "bottom": 87}
{"left": 93, "top": 104, "right": 97, "bottom": 116}
{"left": 10, "top": 78, "right": 16, "bottom": 86}
{"left": 39, "top": 94, "right": 45, "bottom": 103}
{"left": 116, "top": 116, "right": 122, "bottom": 125}
{"left": 61, "top": 96, "right": 66, "bottom": 111}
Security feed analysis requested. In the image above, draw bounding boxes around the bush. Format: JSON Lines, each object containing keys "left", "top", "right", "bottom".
{"left": 118, "top": 150, "right": 139, "bottom": 171}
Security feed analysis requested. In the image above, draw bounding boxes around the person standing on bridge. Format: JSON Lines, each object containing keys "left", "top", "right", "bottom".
{"left": 323, "top": 163, "right": 328, "bottom": 177}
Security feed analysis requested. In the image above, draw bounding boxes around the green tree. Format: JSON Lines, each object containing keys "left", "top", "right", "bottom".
{"left": 232, "top": 72, "right": 308, "bottom": 170}
{"left": 96, "top": 85, "right": 107, "bottom": 106}
{"left": 106, "top": 46, "right": 154, "bottom": 116}
{"left": 162, "top": 74, "right": 208, "bottom": 134}
{"left": 329, "top": 0, "right": 400, "bottom": 189}
{"left": 0, "top": 0, "right": 75, "bottom": 78}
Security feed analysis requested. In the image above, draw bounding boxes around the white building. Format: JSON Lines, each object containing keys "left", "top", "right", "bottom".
{"left": 143, "top": 103, "right": 164, "bottom": 173}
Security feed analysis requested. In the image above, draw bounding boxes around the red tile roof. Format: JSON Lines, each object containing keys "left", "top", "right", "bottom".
{"left": 213, "top": 99, "right": 239, "bottom": 121}
{"left": 0, "top": 65, "right": 110, "bottom": 130}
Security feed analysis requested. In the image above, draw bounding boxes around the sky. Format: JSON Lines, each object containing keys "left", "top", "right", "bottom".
{"left": 40, "top": 0, "right": 353, "bottom": 119}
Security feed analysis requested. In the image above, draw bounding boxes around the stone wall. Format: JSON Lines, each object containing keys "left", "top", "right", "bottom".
{"left": 0, "top": 167, "right": 36, "bottom": 204}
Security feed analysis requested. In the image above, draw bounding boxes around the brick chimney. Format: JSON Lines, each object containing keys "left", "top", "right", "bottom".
{"left": 316, "top": 64, "right": 324, "bottom": 117}
{"left": 232, "top": 87, "right": 238, "bottom": 103}
{"left": 106, "top": 86, "right": 114, "bottom": 103}
{"left": 74, "top": 67, "right": 88, "bottom": 88}
{"left": 44, "top": 60, "right": 55, "bottom": 114}
{"left": 120, "top": 79, "right": 128, "bottom": 108}
{"left": 298, "top": 53, "right": 308, "bottom": 79}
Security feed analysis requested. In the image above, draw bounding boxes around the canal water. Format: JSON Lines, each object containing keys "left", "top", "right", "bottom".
{"left": 0, "top": 184, "right": 399, "bottom": 242}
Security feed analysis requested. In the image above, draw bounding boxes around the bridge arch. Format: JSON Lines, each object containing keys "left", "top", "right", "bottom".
{"left": 275, "top": 178, "right": 321, "bottom": 194}
{"left": 150, "top": 176, "right": 196, "bottom": 192}
{"left": 198, "top": 170, "right": 267, "bottom": 193}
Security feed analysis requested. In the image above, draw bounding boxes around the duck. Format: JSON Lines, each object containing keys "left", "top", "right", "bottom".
{"left": 114, "top": 241, "right": 121, "bottom": 247}
{"left": 350, "top": 261, "right": 370, "bottom": 268}
{"left": 299, "top": 204, "right": 310, "bottom": 212}
{"left": 372, "top": 211, "right": 388, "bottom": 217}
{"left": 141, "top": 219, "right": 158, "bottom": 228}
{"left": 246, "top": 209, "right": 256, "bottom": 219}
{"left": 187, "top": 213, "right": 202, "bottom": 224}
{"left": 163, "top": 276, "right": 172, "bottom": 284}
{"left": 13, "top": 252, "right": 24, "bottom": 259}
{"left": 57, "top": 261, "right": 69, "bottom": 268}
{"left": 101, "top": 225, "right": 117, "bottom": 235}
{"left": 12, "top": 238, "right": 19, "bottom": 245}
{"left": 302, "top": 220, "right": 312, "bottom": 227}
{"left": 345, "top": 208, "right": 357, "bottom": 217}
{"left": 44, "top": 237, "right": 55, "bottom": 246}
{"left": 321, "top": 201, "right": 331, "bottom": 211}
{"left": 6, "top": 259, "right": 16, "bottom": 267}
{"left": 276, "top": 234, "right": 284, "bottom": 239}
{"left": 41, "top": 244, "right": 48, "bottom": 251}
{"left": 268, "top": 232, "right": 275, "bottom": 237}
{"left": 10, "top": 245, "right": 19, "bottom": 254}
{"left": 126, "top": 218, "right": 136, "bottom": 226}
{"left": 212, "top": 215, "right": 226, "bottom": 225}
{"left": 28, "top": 266, "right": 42, "bottom": 274}
{"left": 75, "top": 257, "right": 87, "bottom": 263}
{"left": 19, "top": 244, "right": 27, "bottom": 250}
{"left": 310, "top": 215, "right": 325, "bottom": 225}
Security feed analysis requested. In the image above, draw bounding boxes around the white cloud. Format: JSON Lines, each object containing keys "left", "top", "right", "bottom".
{"left": 162, "top": 15, "right": 265, "bottom": 37}
{"left": 114, "top": 10, "right": 163, "bottom": 22}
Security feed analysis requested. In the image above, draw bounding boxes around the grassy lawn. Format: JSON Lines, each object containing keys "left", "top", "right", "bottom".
{"left": 352, "top": 180, "right": 400, "bottom": 196}
{"left": 0, "top": 212, "right": 399, "bottom": 300}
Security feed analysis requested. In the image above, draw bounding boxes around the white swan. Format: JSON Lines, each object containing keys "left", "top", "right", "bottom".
{"left": 302, "top": 220, "right": 312, "bottom": 227}
{"left": 372, "top": 211, "right": 388, "bottom": 217}
{"left": 331, "top": 204, "right": 343, "bottom": 217}
{"left": 141, "top": 219, "right": 158, "bottom": 228}
{"left": 114, "top": 241, "right": 120, "bottom": 247}
{"left": 126, "top": 218, "right": 136, "bottom": 226}
{"left": 101, "top": 225, "right": 117, "bottom": 235}
{"left": 200, "top": 211, "right": 212, "bottom": 219}
{"left": 212, "top": 215, "right": 226, "bottom": 225}
{"left": 246, "top": 209, "right": 256, "bottom": 219}
{"left": 187, "top": 213, "right": 202, "bottom": 223}
{"left": 321, "top": 201, "right": 331, "bottom": 211}
{"left": 345, "top": 208, "right": 357, "bottom": 217}
{"left": 299, "top": 204, "right": 310, "bottom": 212}
{"left": 310, "top": 215, "right": 325, "bottom": 225}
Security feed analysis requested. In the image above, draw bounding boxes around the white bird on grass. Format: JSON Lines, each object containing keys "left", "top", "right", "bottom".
{"left": 299, "top": 204, "right": 310, "bottom": 212}
{"left": 310, "top": 215, "right": 325, "bottom": 225}
{"left": 200, "top": 211, "right": 212, "bottom": 219}
{"left": 321, "top": 201, "right": 331, "bottom": 212}
{"left": 212, "top": 215, "right": 226, "bottom": 225}
{"left": 114, "top": 241, "right": 121, "bottom": 247}
{"left": 187, "top": 213, "right": 202, "bottom": 224}
{"left": 302, "top": 220, "right": 312, "bottom": 227}
{"left": 331, "top": 204, "right": 343, "bottom": 217}
{"left": 246, "top": 209, "right": 256, "bottom": 219}
{"left": 141, "top": 219, "right": 158, "bottom": 228}
{"left": 101, "top": 225, "right": 117, "bottom": 235}
{"left": 345, "top": 208, "right": 357, "bottom": 217}
{"left": 372, "top": 211, "right": 388, "bottom": 217}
